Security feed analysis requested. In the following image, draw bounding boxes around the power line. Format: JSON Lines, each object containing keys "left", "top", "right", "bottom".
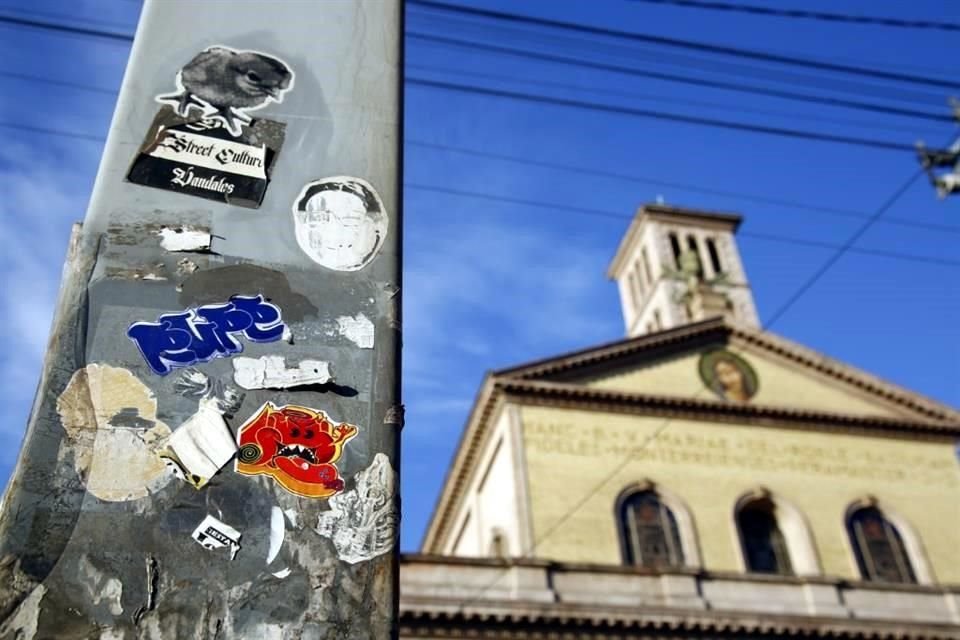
{"left": 408, "top": 63, "right": 943, "bottom": 136}
{"left": 632, "top": 0, "right": 960, "bottom": 32}
{"left": 408, "top": 77, "right": 916, "bottom": 152}
{"left": 406, "top": 183, "right": 959, "bottom": 267}
{"left": 0, "top": 69, "right": 116, "bottom": 96}
{"left": 408, "top": 140, "right": 960, "bottom": 235}
{"left": 411, "top": 13, "right": 947, "bottom": 107}
{"left": 409, "top": 32, "right": 954, "bottom": 123}
{"left": 407, "top": 0, "right": 960, "bottom": 90}
{"left": 0, "top": 121, "right": 106, "bottom": 143}
{"left": 0, "top": 13, "right": 132, "bottom": 42}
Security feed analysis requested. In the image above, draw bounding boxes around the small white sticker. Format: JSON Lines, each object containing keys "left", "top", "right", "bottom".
{"left": 192, "top": 515, "right": 241, "bottom": 560}
{"left": 291, "top": 177, "right": 388, "bottom": 271}
{"left": 160, "top": 398, "right": 237, "bottom": 488}
{"left": 232, "top": 355, "right": 332, "bottom": 390}
{"left": 336, "top": 314, "right": 374, "bottom": 349}
{"left": 315, "top": 453, "right": 397, "bottom": 564}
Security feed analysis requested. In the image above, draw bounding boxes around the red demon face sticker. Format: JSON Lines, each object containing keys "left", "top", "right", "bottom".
{"left": 235, "top": 402, "right": 358, "bottom": 498}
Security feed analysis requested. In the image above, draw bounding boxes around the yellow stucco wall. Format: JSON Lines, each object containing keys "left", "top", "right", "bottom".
{"left": 583, "top": 347, "right": 910, "bottom": 418}
{"left": 520, "top": 405, "right": 960, "bottom": 583}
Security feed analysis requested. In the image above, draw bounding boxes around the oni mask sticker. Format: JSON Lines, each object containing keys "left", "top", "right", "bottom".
{"left": 292, "top": 177, "right": 388, "bottom": 271}
{"left": 235, "top": 403, "right": 358, "bottom": 498}
{"left": 127, "top": 46, "right": 293, "bottom": 208}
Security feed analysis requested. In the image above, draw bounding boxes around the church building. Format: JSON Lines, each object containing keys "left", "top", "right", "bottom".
{"left": 398, "top": 204, "right": 960, "bottom": 639}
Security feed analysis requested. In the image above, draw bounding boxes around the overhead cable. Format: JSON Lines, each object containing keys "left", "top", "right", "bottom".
{"left": 632, "top": 0, "right": 960, "bottom": 32}
{"left": 407, "top": 0, "right": 960, "bottom": 89}
{"left": 409, "top": 32, "right": 954, "bottom": 123}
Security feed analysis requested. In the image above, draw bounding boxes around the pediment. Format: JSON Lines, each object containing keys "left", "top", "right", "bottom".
{"left": 495, "top": 319, "right": 957, "bottom": 423}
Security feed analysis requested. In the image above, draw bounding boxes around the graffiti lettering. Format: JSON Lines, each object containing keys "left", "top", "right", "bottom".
{"left": 127, "top": 295, "right": 286, "bottom": 375}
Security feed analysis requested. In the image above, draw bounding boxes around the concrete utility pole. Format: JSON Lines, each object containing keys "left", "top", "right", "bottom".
{"left": 0, "top": 2, "right": 402, "bottom": 638}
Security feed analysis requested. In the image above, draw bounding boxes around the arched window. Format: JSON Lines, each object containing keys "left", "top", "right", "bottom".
{"left": 847, "top": 506, "right": 916, "bottom": 584}
{"left": 737, "top": 497, "right": 793, "bottom": 575}
{"left": 619, "top": 490, "right": 685, "bottom": 568}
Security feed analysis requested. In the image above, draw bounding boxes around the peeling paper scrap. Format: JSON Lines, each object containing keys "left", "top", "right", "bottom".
{"left": 160, "top": 398, "right": 237, "bottom": 488}
{"left": 272, "top": 568, "right": 291, "bottom": 579}
{"left": 232, "top": 355, "right": 332, "bottom": 390}
{"left": 336, "top": 313, "right": 374, "bottom": 349}
{"left": 192, "top": 515, "right": 241, "bottom": 560}
{"left": 315, "top": 453, "right": 398, "bottom": 564}
{"left": 158, "top": 226, "right": 212, "bottom": 252}
{"left": 267, "top": 506, "right": 284, "bottom": 565}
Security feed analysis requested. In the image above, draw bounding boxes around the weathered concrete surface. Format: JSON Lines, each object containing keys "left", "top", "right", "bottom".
{"left": 0, "top": 1, "right": 401, "bottom": 638}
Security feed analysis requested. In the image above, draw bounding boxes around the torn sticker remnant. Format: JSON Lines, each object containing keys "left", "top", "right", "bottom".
{"left": 234, "top": 403, "right": 357, "bottom": 499}
{"left": 291, "top": 177, "right": 388, "bottom": 271}
{"left": 315, "top": 453, "right": 398, "bottom": 564}
{"left": 127, "top": 294, "right": 286, "bottom": 375}
{"left": 159, "top": 397, "right": 237, "bottom": 489}
{"left": 56, "top": 364, "right": 173, "bottom": 502}
{"left": 336, "top": 313, "right": 374, "bottom": 349}
{"left": 192, "top": 515, "right": 241, "bottom": 560}
{"left": 232, "top": 355, "right": 332, "bottom": 390}
{"left": 157, "top": 226, "right": 212, "bottom": 252}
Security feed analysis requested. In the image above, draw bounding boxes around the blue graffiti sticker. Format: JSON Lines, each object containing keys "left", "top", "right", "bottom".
{"left": 128, "top": 295, "right": 286, "bottom": 375}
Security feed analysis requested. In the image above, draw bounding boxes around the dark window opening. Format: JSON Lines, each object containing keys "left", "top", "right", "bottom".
{"left": 669, "top": 233, "right": 682, "bottom": 269}
{"left": 620, "top": 491, "right": 685, "bottom": 569}
{"left": 706, "top": 238, "right": 722, "bottom": 275}
{"left": 737, "top": 499, "right": 793, "bottom": 575}
{"left": 848, "top": 507, "right": 916, "bottom": 584}
{"left": 641, "top": 247, "right": 654, "bottom": 285}
{"left": 686, "top": 235, "right": 704, "bottom": 279}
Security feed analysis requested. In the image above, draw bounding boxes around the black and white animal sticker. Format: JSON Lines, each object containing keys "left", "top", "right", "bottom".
{"left": 156, "top": 45, "right": 294, "bottom": 136}
{"left": 291, "top": 177, "right": 389, "bottom": 271}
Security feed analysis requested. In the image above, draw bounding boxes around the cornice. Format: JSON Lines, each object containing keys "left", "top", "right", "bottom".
{"left": 399, "top": 603, "right": 960, "bottom": 640}
{"left": 496, "top": 379, "right": 960, "bottom": 436}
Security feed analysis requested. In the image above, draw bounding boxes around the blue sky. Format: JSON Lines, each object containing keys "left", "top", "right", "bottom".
{"left": 0, "top": 0, "right": 957, "bottom": 552}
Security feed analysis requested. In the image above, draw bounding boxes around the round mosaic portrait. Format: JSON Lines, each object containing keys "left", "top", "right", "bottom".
{"left": 698, "top": 349, "right": 759, "bottom": 403}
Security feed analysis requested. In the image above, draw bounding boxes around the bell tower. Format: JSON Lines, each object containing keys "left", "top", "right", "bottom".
{"left": 607, "top": 203, "right": 759, "bottom": 337}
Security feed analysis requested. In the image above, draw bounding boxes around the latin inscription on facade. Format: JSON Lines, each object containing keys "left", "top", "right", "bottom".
{"left": 523, "top": 421, "right": 958, "bottom": 486}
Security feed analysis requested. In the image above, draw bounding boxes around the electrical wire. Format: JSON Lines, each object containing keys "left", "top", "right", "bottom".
{"left": 631, "top": 0, "right": 960, "bottom": 32}
{"left": 408, "top": 139, "right": 960, "bottom": 235}
{"left": 407, "top": 0, "right": 960, "bottom": 90}
{"left": 410, "top": 12, "right": 948, "bottom": 107}
{"left": 406, "top": 183, "right": 959, "bottom": 266}
{"left": 407, "top": 77, "right": 917, "bottom": 151}
{"left": 0, "top": 13, "right": 132, "bottom": 42}
{"left": 409, "top": 32, "right": 954, "bottom": 123}
{"left": 408, "top": 63, "right": 944, "bottom": 136}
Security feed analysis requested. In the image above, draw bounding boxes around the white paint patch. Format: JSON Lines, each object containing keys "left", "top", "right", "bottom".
{"left": 192, "top": 514, "right": 241, "bottom": 560}
{"left": 0, "top": 584, "right": 45, "bottom": 640}
{"left": 160, "top": 398, "right": 237, "bottom": 489}
{"left": 56, "top": 364, "right": 173, "bottom": 501}
{"left": 267, "top": 506, "right": 284, "bottom": 565}
{"left": 79, "top": 555, "right": 124, "bottom": 615}
{"left": 271, "top": 568, "right": 292, "bottom": 579}
{"left": 315, "top": 453, "right": 398, "bottom": 564}
{"left": 232, "top": 355, "right": 332, "bottom": 390}
{"left": 284, "top": 508, "right": 301, "bottom": 529}
{"left": 281, "top": 325, "right": 293, "bottom": 344}
{"left": 291, "top": 176, "right": 388, "bottom": 271}
{"left": 157, "top": 226, "right": 212, "bottom": 252}
{"left": 336, "top": 313, "right": 374, "bottom": 349}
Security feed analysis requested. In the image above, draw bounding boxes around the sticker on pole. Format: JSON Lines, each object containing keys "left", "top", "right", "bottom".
{"left": 292, "top": 177, "right": 388, "bottom": 271}
{"left": 234, "top": 402, "right": 358, "bottom": 498}
{"left": 192, "top": 514, "right": 241, "bottom": 560}
{"left": 127, "top": 45, "right": 294, "bottom": 208}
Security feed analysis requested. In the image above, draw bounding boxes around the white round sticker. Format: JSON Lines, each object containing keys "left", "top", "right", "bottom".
{"left": 291, "top": 177, "right": 388, "bottom": 271}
